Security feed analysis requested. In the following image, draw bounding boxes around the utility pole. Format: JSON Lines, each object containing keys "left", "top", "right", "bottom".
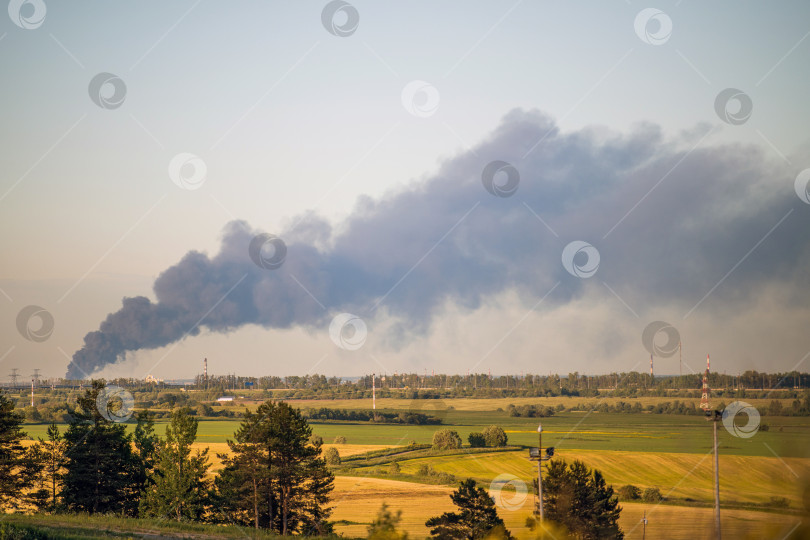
{"left": 642, "top": 510, "right": 648, "bottom": 540}
{"left": 528, "top": 424, "right": 554, "bottom": 522}
{"left": 31, "top": 379, "right": 34, "bottom": 407}
{"left": 372, "top": 373, "right": 376, "bottom": 410}
{"left": 9, "top": 368, "right": 19, "bottom": 387}
{"left": 32, "top": 369, "right": 40, "bottom": 386}
{"left": 707, "top": 409, "right": 722, "bottom": 539}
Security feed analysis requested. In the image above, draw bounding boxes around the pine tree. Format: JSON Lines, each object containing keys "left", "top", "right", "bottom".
{"left": 214, "top": 415, "right": 273, "bottom": 528}
{"left": 133, "top": 409, "right": 159, "bottom": 493}
{"left": 141, "top": 408, "right": 210, "bottom": 521}
{"left": 213, "top": 401, "right": 334, "bottom": 534}
{"left": 61, "top": 380, "right": 140, "bottom": 515}
{"left": 543, "top": 459, "right": 623, "bottom": 539}
{"left": 425, "top": 478, "right": 512, "bottom": 539}
{"left": 31, "top": 423, "right": 67, "bottom": 510}
{"left": 0, "top": 391, "right": 36, "bottom": 511}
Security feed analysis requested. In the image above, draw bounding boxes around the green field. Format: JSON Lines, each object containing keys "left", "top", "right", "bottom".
{"left": 23, "top": 409, "right": 810, "bottom": 458}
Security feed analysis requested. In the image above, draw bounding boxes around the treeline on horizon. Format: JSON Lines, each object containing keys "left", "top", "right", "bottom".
{"left": 24, "top": 368, "right": 810, "bottom": 394}
{"left": 10, "top": 386, "right": 810, "bottom": 428}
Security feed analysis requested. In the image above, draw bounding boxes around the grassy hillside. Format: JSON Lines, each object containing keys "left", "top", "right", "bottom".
{"left": 328, "top": 476, "right": 802, "bottom": 539}
{"left": 0, "top": 513, "right": 314, "bottom": 539}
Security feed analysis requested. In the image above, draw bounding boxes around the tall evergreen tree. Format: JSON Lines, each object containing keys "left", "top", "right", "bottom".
{"left": 214, "top": 431, "right": 267, "bottom": 528}
{"left": 141, "top": 408, "right": 210, "bottom": 521}
{"left": 543, "top": 459, "right": 623, "bottom": 539}
{"left": 61, "top": 380, "right": 140, "bottom": 515}
{"left": 425, "top": 478, "right": 512, "bottom": 539}
{"left": 0, "top": 391, "right": 36, "bottom": 511}
{"left": 213, "top": 401, "right": 334, "bottom": 535}
{"left": 31, "top": 423, "right": 67, "bottom": 510}
{"left": 133, "top": 409, "right": 159, "bottom": 493}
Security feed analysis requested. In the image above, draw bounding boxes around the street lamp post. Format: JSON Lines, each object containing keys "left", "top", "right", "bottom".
{"left": 707, "top": 409, "right": 722, "bottom": 540}
{"left": 537, "top": 423, "right": 543, "bottom": 521}
{"left": 528, "top": 423, "right": 554, "bottom": 523}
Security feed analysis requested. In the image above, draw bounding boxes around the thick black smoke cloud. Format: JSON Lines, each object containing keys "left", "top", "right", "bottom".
{"left": 67, "top": 109, "right": 810, "bottom": 378}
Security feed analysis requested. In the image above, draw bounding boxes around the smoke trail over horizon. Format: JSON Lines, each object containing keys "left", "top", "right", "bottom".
{"left": 67, "top": 109, "right": 810, "bottom": 379}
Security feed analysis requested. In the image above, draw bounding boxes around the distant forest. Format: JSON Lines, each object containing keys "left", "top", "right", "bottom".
{"left": 5, "top": 370, "right": 810, "bottom": 425}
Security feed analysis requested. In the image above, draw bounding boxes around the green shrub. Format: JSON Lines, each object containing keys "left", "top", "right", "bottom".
{"left": 482, "top": 425, "right": 508, "bottom": 447}
{"left": 334, "top": 435, "right": 347, "bottom": 444}
{"left": 324, "top": 447, "right": 341, "bottom": 465}
{"left": 642, "top": 487, "right": 663, "bottom": 502}
{"left": 468, "top": 432, "right": 486, "bottom": 448}
{"left": 617, "top": 485, "right": 641, "bottom": 500}
{"left": 432, "top": 429, "right": 462, "bottom": 450}
{"left": 436, "top": 472, "right": 456, "bottom": 484}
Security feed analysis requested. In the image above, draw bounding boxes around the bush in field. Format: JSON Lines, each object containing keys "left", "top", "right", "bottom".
{"left": 468, "top": 432, "right": 486, "bottom": 448}
{"left": 415, "top": 464, "right": 455, "bottom": 484}
{"left": 482, "top": 425, "right": 508, "bottom": 447}
{"left": 324, "top": 447, "right": 340, "bottom": 465}
{"left": 642, "top": 487, "right": 663, "bottom": 502}
{"left": 617, "top": 485, "right": 641, "bottom": 500}
{"left": 333, "top": 435, "right": 347, "bottom": 444}
{"left": 309, "top": 434, "right": 323, "bottom": 446}
{"left": 367, "top": 502, "right": 409, "bottom": 540}
{"left": 432, "top": 429, "right": 462, "bottom": 450}
{"left": 435, "top": 472, "right": 456, "bottom": 484}
{"left": 389, "top": 462, "right": 401, "bottom": 475}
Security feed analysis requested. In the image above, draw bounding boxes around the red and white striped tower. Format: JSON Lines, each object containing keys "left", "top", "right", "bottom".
{"left": 649, "top": 353, "right": 654, "bottom": 377}
{"left": 700, "top": 354, "right": 711, "bottom": 410}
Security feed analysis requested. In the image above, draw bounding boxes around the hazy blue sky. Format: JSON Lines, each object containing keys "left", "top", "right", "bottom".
{"left": 2, "top": 1, "right": 809, "bottom": 380}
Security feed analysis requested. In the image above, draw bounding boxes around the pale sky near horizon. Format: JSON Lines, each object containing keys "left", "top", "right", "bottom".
{"left": 1, "top": 1, "right": 809, "bottom": 380}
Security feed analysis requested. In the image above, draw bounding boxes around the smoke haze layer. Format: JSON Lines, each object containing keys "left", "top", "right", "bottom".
{"left": 66, "top": 109, "right": 810, "bottom": 378}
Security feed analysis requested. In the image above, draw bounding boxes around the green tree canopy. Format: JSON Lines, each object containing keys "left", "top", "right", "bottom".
{"left": 425, "top": 478, "right": 512, "bottom": 539}
{"left": 213, "top": 400, "right": 334, "bottom": 535}
{"left": 467, "top": 432, "right": 486, "bottom": 448}
{"left": 432, "top": 429, "right": 462, "bottom": 450}
{"left": 32, "top": 423, "right": 67, "bottom": 510}
{"left": 133, "top": 409, "right": 159, "bottom": 492}
{"left": 61, "top": 380, "right": 140, "bottom": 515}
{"left": 0, "top": 392, "right": 37, "bottom": 511}
{"left": 324, "top": 447, "right": 340, "bottom": 465}
{"left": 543, "top": 459, "right": 623, "bottom": 539}
{"left": 140, "top": 407, "right": 210, "bottom": 521}
{"left": 482, "top": 425, "right": 508, "bottom": 447}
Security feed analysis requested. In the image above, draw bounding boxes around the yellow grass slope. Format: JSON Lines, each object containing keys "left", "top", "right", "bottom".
{"left": 396, "top": 448, "right": 809, "bottom": 506}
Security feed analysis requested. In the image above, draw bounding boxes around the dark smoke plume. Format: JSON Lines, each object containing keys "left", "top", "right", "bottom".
{"left": 67, "top": 109, "right": 810, "bottom": 378}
